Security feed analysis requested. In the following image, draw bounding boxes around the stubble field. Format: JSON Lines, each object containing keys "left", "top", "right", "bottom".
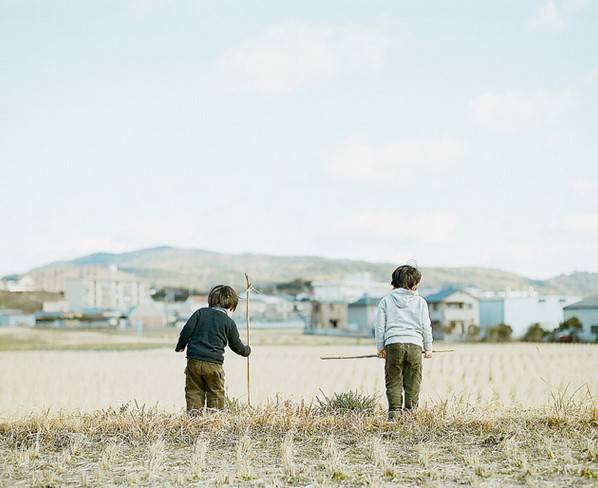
{"left": 1, "top": 342, "right": 596, "bottom": 416}
{"left": 0, "top": 329, "right": 596, "bottom": 486}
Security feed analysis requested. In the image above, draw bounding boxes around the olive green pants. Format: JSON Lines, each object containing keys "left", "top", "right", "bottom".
{"left": 384, "top": 343, "right": 422, "bottom": 413}
{"left": 185, "top": 359, "right": 225, "bottom": 411}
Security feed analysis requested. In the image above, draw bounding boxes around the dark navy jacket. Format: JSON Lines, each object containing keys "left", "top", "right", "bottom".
{"left": 175, "top": 307, "right": 250, "bottom": 364}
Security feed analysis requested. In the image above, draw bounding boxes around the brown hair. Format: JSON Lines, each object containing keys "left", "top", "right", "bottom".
{"left": 208, "top": 285, "right": 239, "bottom": 311}
{"left": 391, "top": 265, "right": 422, "bottom": 290}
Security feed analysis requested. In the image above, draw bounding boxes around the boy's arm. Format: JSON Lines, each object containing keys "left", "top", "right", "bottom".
{"left": 421, "top": 299, "right": 433, "bottom": 352}
{"left": 175, "top": 311, "right": 198, "bottom": 352}
{"left": 373, "top": 299, "right": 387, "bottom": 352}
{"left": 227, "top": 319, "right": 251, "bottom": 357}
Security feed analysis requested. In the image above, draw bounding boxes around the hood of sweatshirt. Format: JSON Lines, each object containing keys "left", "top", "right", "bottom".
{"left": 390, "top": 288, "right": 419, "bottom": 309}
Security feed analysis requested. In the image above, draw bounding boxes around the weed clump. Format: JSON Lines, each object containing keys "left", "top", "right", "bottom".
{"left": 316, "top": 390, "right": 378, "bottom": 414}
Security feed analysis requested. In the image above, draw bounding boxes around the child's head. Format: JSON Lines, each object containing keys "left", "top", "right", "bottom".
{"left": 391, "top": 265, "right": 422, "bottom": 291}
{"left": 208, "top": 285, "right": 239, "bottom": 312}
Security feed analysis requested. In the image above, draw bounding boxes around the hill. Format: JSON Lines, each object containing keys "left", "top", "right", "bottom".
{"left": 19, "top": 246, "right": 598, "bottom": 296}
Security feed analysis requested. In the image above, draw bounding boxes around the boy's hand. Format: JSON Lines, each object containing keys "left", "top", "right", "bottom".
{"left": 377, "top": 349, "right": 386, "bottom": 359}
{"left": 175, "top": 347, "right": 185, "bottom": 352}
{"left": 424, "top": 351, "right": 432, "bottom": 359}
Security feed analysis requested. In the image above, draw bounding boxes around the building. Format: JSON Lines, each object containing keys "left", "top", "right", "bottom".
{"left": 563, "top": 295, "right": 598, "bottom": 342}
{"left": 311, "top": 273, "right": 390, "bottom": 303}
{"left": 425, "top": 288, "right": 480, "bottom": 340}
{"left": 128, "top": 302, "right": 168, "bottom": 329}
{"left": 173, "top": 295, "right": 209, "bottom": 322}
{"left": 0, "top": 309, "right": 35, "bottom": 327}
{"left": 309, "top": 273, "right": 389, "bottom": 332}
{"left": 30, "top": 265, "right": 138, "bottom": 293}
{"left": 347, "top": 295, "right": 381, "bottom": 333}
{"left": 0, "top": 275, "right": 38, "bottom": 292}
{"left": 231, "top": 293, "right": 295, "bottom": 322}
{"left": 310, "top": 302, "right": 348, "bottom": 330}
{"left": 29, "top": 267, "right": 90, "bottom": 292}
{"left": 480, "top": 294, "right": 580, "bottom": 338}
{"left": 42, "top": 300, "right": 70, "bottom": 313}
{"left": 65, "top": 268, "right": 149, "bottom": 311}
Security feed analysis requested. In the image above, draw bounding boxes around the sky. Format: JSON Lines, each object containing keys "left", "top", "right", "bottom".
{"left": 1, "top": 0, "right": 597, "bottom": 279}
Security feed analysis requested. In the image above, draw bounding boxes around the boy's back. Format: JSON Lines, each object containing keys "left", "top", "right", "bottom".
{"left": 375, "top": 288, "right": 432, "bottom": 352}
{"left": 176, "top": 307, "right": 250, "bottom": 364}
{"left": 374, "top": 265, "right": 432, "bottom": 418}
{"left": 175, "top": 285, "right": 250, "bottom": 412}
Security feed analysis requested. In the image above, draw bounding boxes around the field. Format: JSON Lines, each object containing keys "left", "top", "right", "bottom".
{"left": 0, "top": 327, "right": 597, "bottom": 486}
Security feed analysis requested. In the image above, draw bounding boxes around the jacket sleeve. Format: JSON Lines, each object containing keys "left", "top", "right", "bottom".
{"left": 421, "top": 299, "right": 433, "bottom": 352}
{"left": 175, "top": 310, "right": 198, "bottom": 352}
{"left": 227, "top": 319, "right": 251, "bottom": 357}
{"left": 373, "top": 298, "right": 387, "bottom": 352}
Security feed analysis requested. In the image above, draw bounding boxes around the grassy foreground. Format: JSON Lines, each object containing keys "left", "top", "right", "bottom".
{"left": 1, "top": 401, "right": 596, "bottom": 487}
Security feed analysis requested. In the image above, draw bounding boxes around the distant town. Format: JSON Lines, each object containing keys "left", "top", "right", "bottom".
{"left": 1, "top": 264, "right": 596, "bottom": 343}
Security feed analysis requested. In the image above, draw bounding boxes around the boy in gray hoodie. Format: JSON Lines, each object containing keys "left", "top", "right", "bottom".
{"left": 374, "top": 265, "right": 432, "bottom": 419}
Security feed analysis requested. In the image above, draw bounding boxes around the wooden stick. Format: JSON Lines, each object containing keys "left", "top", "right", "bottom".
{"left": 320, "top": 350, "right": 454, "bottom": 360}
{"left": 244, "top": 273, "right": 251, "bottom": 406}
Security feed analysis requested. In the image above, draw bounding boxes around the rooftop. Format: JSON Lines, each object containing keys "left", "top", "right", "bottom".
{"left": 424, "top": 287, "right": 460, "bottom": 303}
{"left": 0, "top": 308, "right": 26, "bottom": 316}
{"left": 563, "top": 294, "right": 598, "bottom": 310}
{"left": 350, "top": 295, "right": 383, "bottom": 306}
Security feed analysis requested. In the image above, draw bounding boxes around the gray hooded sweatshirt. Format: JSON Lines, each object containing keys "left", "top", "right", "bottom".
{"left": 374, "top": 288, "right": 433, "bottom": 352}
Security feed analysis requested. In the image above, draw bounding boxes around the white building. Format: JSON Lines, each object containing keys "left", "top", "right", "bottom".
{"left": 312, "top": 273, "right": 390, "bottom": 303}
{"left": 29, "top": 267, "right": 86, "bottom": 292}
{"left": 42, "top": 300, "right": 70, "bottom": 313}
{"left": 310, "top": 301, "right": 349, "bottom": 330}
{"left": 347, "top": 295, "right": 381, "bottom": 333}
{"left": 65, "top": 268, "right": 149, "bottom": 311}
{"left": 0, "top": 275, "right": 38, "bottom": 292}
{"left": 480, "top": 294, "right": 580, "bottom": 338}
{"left": 231, "top": 293, "right": 295, "bottom": 322}
{"left": 128, "top": 302, "right": 168, "bottom": 329}
{"left": 563, "top": 295, "right": 598, "bottom": 342}
{"left": 30, "top": 265, "right": 134, "bottom": 293}
{"left": 164, "top": 295, "right": 208, "bottom": 321}
{"left": 425, "top": 288, "right": 480, "bottom": 339}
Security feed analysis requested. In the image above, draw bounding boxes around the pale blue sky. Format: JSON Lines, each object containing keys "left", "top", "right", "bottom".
{"left": 1, "top": 0, "right": 597, "bottom": 278}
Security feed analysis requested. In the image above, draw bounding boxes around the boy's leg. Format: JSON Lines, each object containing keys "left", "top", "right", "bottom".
{"left": 384, "top": 343, "right": 404, "bottom": 419}
{"left": 403, "top": 344, "right": 423, "bottom": 410}
{"left": 203, "top": 362, "right": 225, "bottom": 409}
{"left": 185, "top": 360, "right": 207, "bottom": 413}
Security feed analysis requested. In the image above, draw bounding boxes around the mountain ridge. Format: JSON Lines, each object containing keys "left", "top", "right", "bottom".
{"left": 19, "top": 246, "right": 598, "bottom": 297}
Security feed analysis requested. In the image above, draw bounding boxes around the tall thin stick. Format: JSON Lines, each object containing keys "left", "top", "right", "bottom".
{"left": 244, "top": 273, "right": 251, "bottom": 406}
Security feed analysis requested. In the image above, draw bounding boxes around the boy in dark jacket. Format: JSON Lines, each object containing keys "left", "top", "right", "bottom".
{"left": 175, "top": 285, "right": 250, "bottom": 411}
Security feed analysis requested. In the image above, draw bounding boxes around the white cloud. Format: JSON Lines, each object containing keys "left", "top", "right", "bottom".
{"left": 469, "top": 91, "right": 568, "bottom": 131}
{"left": 327, "top": 137, "right": 465, "bottom": 182}
{"left": 568, "top": 178, "right": 597, "bottom": 197}
{"left": 217, "top": 19, "right": 397, "bottom": 95}
{"left": 563, "top": 213, "right": 598, "bottom": 234}
{"left": 529, "top": 0, "right": 591, "bottom": 32}
{"left": 587, "top": 67, "right": 598, "bottom": 83}
{"left": 530, "top": 2, "right": 565, "bottom": 32}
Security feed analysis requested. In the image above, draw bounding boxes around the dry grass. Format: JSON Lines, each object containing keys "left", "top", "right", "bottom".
{"left": 1, "top": 400, "right": 596, "bottom": 487}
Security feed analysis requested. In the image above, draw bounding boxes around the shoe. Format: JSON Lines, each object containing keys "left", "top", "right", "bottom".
{"left": 387, "top": 410, "right": 401, "bottom": 421}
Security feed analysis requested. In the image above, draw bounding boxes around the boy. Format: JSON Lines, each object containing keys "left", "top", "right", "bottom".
{"left": 374, "top": 265, "right": 432, "bottom": 420}
{"left": 175, "top": 285, "right": 251, "bottom": 412}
